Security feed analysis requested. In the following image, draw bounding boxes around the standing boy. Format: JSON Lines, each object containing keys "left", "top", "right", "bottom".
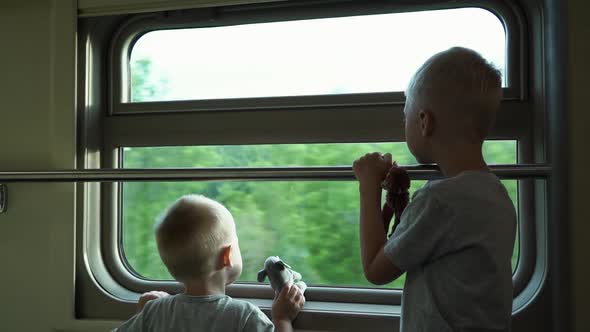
{"left": 353, "top": 47, "right": 516, "bottom": 332}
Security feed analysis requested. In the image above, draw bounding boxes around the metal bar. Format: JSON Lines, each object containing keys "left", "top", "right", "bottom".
{"left": 0, "top": 164, "right": 550, "bottom": 182}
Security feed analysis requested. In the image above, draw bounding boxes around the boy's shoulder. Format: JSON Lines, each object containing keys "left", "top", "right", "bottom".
{"left": 146, "top": 293, "right": 257, "bottom": 310}
{"left": 164, "top": 294, "right": 263, "bottom": 317}
{"left": 139, "top": 294, "right": 271, "bottom": 330}
{"left": 420, "top": 171, "right": 505, "bottom": 200}
{"left": 219, "top": 295, "right": 262, "bottom": 314}
{"left": 407, "top": 170, "right": 513, "bottom": 223}
{"left": 428, "top": 170, "right": 499, "bottom": 187}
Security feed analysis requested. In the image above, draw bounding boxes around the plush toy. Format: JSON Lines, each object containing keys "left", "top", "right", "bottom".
{"left": 381, "top": 164, "right": 411, "bottom": 238}
{"left": 257, "top": 256, "right": 307, "bottom": 293}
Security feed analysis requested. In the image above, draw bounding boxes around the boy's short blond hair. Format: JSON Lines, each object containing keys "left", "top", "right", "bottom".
{"left": 406, "top": 47, "right": 502, "bottom": 141}
{"left": 155, "top": 195, "right": 234, "bottom": 282}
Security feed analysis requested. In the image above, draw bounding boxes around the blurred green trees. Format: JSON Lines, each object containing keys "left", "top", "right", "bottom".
{"left": 122, "top": 143, "right": 518, "bottom": 289}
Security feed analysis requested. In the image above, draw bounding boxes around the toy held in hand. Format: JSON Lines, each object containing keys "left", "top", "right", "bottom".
{"left": 257, "top": 256, "right": 307, "bottom": 293}
{"left": 381, "top": 164, "right": 411, "bottom": 238}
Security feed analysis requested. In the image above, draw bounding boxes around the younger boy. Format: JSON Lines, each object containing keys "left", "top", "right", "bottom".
{"left": 353, "top": 47, "right": 516, "bottom": 331}
{"left": 115, "top": 195, "right": 305, "bottom": 332}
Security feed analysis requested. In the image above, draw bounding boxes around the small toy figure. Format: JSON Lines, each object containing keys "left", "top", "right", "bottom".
{"left": 381, "top": 164, "right": 411, "bottom": 238}
{"left": 257, "top": 256, "right": 307, "bottom": 293}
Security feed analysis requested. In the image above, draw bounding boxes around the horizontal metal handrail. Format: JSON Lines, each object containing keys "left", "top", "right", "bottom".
{"left": 0, "top": 164, "right": 550, "bottom": 182}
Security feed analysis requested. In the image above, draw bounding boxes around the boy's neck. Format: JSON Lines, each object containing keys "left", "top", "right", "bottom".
{"left": 432, "top": 140, "right": 488, "bottom": 178}
{"left": 183, "top": 273, "right": 228, "bottom": 296}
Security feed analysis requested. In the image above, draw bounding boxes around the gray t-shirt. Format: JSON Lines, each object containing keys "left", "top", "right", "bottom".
{"left": 384, "top": 171, "right": 516, "bottom": 332}
{"left": 114, "top": 294, "right": 274, "bottom": 332}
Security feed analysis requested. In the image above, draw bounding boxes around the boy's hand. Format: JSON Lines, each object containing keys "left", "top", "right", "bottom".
{"left": 353, "top": 152, "right": 394, "bottom": 191}
{"left": 271, "top": 283, "right": 305, "bottom": 324}
{"left": 137, "top": 291, "right": 170, "bottom": 313}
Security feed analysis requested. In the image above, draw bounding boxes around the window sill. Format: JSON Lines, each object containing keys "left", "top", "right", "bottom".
{"left": 243, "top": 298, "right": 400, "bottom": 332}
{"left": 248, "top": 297, "right": 400, "bottom": 316}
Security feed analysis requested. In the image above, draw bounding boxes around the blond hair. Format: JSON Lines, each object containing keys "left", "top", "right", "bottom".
{"left": 154, "top": 195, "right": 234, "bottom": 282}
{"left": 406, "top": 47, "right": 502, "bottom": 141}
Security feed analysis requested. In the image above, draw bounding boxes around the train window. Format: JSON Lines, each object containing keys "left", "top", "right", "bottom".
{"left": 120, "top": 141, "right": 519, "bottom": 288}
{"left": 88, "top": 0, "right": 533, "bottom": 315}
{"left": 126, "top": 7, "right": 506, "bottom": 103}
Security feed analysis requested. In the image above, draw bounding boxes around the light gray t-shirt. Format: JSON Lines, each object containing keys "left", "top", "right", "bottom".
{"left": 114, "top": 294, "right": 274, "bottom": 332}
{"left": 384, "top": 171, "right": 516, "bottom": 332}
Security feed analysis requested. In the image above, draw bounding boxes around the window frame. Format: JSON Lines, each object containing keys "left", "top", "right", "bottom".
{"left": 76, "top": 0, "right": 546, "bottom": 323}
{"left": 109, "top": 0, "right": 526, "bottom": 115}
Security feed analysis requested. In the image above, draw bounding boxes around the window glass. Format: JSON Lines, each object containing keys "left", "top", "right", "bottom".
{"left": 129, "top": 8, "right": 506, "bottom": 102}
{"left": 121, "top": 141, "right": 518, "bottom": 287}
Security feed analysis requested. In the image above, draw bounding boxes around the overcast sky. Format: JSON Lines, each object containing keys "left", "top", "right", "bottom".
{"left": 130, "top": 7, "right": 506, "bottom": 102}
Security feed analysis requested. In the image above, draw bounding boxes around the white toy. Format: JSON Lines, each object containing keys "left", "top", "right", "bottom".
{"left": 257, "top": 256, "right": 307, "bottom": 293}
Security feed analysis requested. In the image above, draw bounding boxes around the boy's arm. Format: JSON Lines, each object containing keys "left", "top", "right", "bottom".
{"left": 272, "top": 320, "right": 294, "bottom": 332}
{"left": 271, "top": 284, "right": 305, "bottom": 332}
{"left": 114, "top": 291, "right": 166, "bottom": 331}
{"left": 113, "top": 311, "right": 144, "bottom": 332}
{"left": 359, "top": 183, "right": 404, "bottom": 285}
{"left": 244, "top": 284, "right": 304, "bottom": 332}
{"left": 137, "top": 291, "right": 169, "bottom": 313}
{"left": 354, "top": 152, "right": 404, "bottom": 285}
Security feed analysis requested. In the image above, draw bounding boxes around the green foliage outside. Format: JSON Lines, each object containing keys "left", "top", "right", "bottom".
{"left": 122, "top": 58, "right": 520, "bottom": 289}
{"left": 131, "top": 58, "right": 169, "bottom": 102}
{"left": 121, "top": 142, "right": 518, "bottom": 288}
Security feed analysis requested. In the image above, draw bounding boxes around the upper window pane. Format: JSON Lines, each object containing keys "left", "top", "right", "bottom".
{"left": 129, "top": 8, "right": 506, "bottom": 102}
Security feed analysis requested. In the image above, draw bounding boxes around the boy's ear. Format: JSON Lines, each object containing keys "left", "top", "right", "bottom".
{"left": 221, "top": 245, "right": 233, "bottom": 267}
{"left": 257, "top": 270, "right": 267, "bottom": 282}
{"left": 419, "top": 109, "right": 435, "bottom": 137}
